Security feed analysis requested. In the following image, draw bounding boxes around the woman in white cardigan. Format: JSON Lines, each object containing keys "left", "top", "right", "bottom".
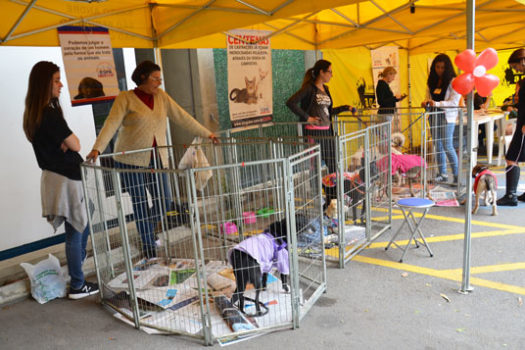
{"left": 87, "top": 60, "right": 217, "bottom": 258}
{"left": 421, "top": 54, "right": 461, "bottom": 184}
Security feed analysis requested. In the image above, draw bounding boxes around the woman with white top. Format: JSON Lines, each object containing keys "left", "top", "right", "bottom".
{"left": 421, "top": 53, "right": 461, "bottom": 184}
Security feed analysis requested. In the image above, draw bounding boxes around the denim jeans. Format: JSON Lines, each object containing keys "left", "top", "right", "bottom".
{"left": 65, "top": 222, "right": 90, "bottom": 290}
{"left": 115, "top": 160, "right": 171, "bottom": 258}
{"left": 430, "top": 114, "right": 458, "bottom": 177}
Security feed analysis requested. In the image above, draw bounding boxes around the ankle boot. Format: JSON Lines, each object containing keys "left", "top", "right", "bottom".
{"left": 496, "top": 165, "right": 520, "bottom": 206}
{"left": 518, "top": 192, "right": 525, "bottom": 202}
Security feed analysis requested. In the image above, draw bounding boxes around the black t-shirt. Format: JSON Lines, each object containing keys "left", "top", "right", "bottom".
{"left": 32, "top": 105, "right": 83, "bottom": 180}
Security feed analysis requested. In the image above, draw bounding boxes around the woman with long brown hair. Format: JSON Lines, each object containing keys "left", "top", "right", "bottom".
{"left": 23, "top": 61, "right": 98, "bottom": 299}
{"left": 286, "top": 59, "right": 352, "bottom": 173}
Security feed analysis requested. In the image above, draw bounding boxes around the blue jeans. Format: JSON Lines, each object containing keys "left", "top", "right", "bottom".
{"left": 65, "top": 222, "right": 90, "bottom": 290}
{"left": 430, "top": 114, "right": 458, "bottom": 177}
{"left": 115, "top": 160, "right": 171, "bottom": 258}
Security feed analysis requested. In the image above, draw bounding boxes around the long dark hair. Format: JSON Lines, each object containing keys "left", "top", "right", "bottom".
{"left": 301, "top": 59, "right": 331, "bottom": 88}
{"left": 23, "top": 61, "right": 60, "bottom": 142}
{"left": 508, "top": 48, "right": 525, "bottom": 64}
{"left": 427, "top": 53, "right": 456, "bottom": 90}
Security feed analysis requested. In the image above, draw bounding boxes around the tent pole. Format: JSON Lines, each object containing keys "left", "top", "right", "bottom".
{"left": 460, "top": 0, "right": 475, "bottom": 294}
{"left": 407, "top": 50, "right": 413, "bottom": 148}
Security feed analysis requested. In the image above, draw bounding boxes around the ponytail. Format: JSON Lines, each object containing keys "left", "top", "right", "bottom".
{"left": 301, "top": 59, "right": 331, "bottom": 88}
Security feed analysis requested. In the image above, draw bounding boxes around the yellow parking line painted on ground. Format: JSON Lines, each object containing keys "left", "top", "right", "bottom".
{"left": 367, "top": 228, "right": 525, "bottom": 249}
{"left": 374, "top": 207, "right": 523, "bottom": 230}
{"left": 353, "top": 255, "right": 525, "bottom": 296}
{"left": 441, "top": 262, "right": 525, "bottom": 275}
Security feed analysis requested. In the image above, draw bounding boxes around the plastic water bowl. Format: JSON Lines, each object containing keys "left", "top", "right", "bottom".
{"left": 221, "top": 222, "right": 238, "bottom": 235}
{"left": 256, "top": 208, "right": 275, "bottom": 218}
{"left": 242, "top": 211, "right": 256, "bottom": 224}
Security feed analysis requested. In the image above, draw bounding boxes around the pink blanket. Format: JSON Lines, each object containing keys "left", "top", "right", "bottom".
{"left": 377, "top": 154, "right": 426, "bottom": 174}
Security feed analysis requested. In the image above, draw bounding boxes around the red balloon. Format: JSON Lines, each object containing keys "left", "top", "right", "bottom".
{"left": 452, "top": 73, "right": 475, "bottom": 95}
{"left": 476, "top": 48, "right": 498, "bottom": 71}
{"left": 475, "top": 74, "right": 500, "bottom": 97}
{"left": 454, "top": 50, "right": 476, "bottom": 72}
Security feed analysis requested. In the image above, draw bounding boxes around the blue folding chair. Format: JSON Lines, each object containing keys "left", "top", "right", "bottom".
{"left": 385, "top": 197, "right": 435, "bottom": 263}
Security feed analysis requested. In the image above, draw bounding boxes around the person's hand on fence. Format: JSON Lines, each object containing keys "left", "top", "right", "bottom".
{"left": 209, "top": 133, "right": 219, "bottom": 144}
{"left": 86, "top": 149, "right": 100, "bottom": 163}
{"left": 421, "top": 100, "right": 434, "bottom": 108}
{"left": 307, "top": 116, "right": 321, "bottom": 125}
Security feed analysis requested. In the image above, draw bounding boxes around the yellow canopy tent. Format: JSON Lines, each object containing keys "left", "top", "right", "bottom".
{"left": 165, "top": 0, "right": 525, "bottom": 53}
{"left": 0, "top": 0, "right": 364, "bottom": 48}
{"left": 3, "top": 1, "right": 523, "bottom": 52}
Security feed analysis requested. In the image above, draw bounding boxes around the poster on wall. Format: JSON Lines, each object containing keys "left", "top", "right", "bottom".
{"left": 227, "top": 29, "right": 273, "bottom": 128}
{"left": 58, "top": 26, "right": 119, "bottom": 106}
{"left": 371, "top": 46, "right": 400, "bottom": 103}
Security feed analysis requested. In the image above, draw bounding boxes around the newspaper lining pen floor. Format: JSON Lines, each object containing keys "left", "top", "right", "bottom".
{"left": 104, "top": 257, "right": 293, "bottom": 343}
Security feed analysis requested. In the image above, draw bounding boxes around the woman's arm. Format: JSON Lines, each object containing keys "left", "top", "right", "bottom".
{"left": 434, "top": 84, "right": 461, "bottom": 108}
{"left": 88, "top": 93, "right": 128, "bottom": 161}
{"left": 62, "top": 133, "right": 80, "bottom": 152}
{"left": 286, "top": 86, "right": 311, "bottom": 122}
{"left": 165, "top": 92, "right": 215, "bottom": 141}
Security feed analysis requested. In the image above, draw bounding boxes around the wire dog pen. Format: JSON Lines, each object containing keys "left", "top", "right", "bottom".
{"left": 218, "top": 119, "right": 393, "bottom": 268}
{"left": 81, "top": 139, "right": 326, "bottom": 345}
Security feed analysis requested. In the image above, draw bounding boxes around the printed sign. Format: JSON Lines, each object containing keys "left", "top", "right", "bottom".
{"left": 227, "top": 29, "right": 273, "bottom": 128}
{"left": 58, "top": 26, "right": 119, "bottom": 106}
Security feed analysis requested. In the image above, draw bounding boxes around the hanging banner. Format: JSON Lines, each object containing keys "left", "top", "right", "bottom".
{"left": 227, "top": 29, "right": 273, "bottom": 128}
{"left": 58, "top": 26, "right": 119, "bottom": 106}
{"left": 371, "top": 46, "right": 401, "bottom": 104}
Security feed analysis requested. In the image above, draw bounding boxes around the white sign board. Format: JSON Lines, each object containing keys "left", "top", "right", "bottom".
{"left": 227, "top": 30, "right": 273, "bottom": 127}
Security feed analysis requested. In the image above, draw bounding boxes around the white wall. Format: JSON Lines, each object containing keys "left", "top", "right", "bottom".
{"left": 0, "top": 47, "right": 96, "bottom": 251}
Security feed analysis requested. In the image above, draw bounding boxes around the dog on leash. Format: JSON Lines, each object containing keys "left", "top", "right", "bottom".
{"left": 229, "top": 215, "right": 308, "bottom": 315}
{"left": 462, "top": 164, "right": 498, "bottom": 216}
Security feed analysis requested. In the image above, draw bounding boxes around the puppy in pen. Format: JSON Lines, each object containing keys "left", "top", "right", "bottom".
{"left": 323, "top": 158, "right": 379, "bottom": 225}
{"left": 228, "top": 215, "right": 309, "bottom": 316}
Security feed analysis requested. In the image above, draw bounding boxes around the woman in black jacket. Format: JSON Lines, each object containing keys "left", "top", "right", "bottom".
{"left": 376, "top": 66, "right": 406, "bottom": 116}
{"left": 497, "top": 48, "right": 525, "bottom": 206}
{"left": 286, "top": 59, "right": 351, "bottom": 173}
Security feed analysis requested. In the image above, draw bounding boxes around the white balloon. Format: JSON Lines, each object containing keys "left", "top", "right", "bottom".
{"left": 473, "top": 65, "right": 486, "bottom": 77}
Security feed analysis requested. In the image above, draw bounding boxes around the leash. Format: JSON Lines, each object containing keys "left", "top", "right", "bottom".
{"left": 504, "top": 133, "right": 525, "bottom": 173}
{"left": 240, "top": 296, "right": 269, "bottom": 317}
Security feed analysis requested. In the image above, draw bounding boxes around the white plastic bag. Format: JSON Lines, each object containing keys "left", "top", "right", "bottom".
{"left": 178, "top": 137, "right": 213, "bottom": 191}
{"left": 20, "top": 254, "right": 67, "bottom": 304}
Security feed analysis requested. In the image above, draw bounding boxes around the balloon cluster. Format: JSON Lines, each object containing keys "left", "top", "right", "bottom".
{"left": 452, "top": 48, "right": 500, "bottom": 97}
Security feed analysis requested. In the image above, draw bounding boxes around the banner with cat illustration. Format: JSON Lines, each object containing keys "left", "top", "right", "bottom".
{"left": 227, "top": 29, "right": 272, "bottom": 128}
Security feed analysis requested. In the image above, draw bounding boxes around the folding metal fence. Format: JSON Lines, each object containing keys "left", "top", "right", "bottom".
{"left": 81, "top": 140, "right": 326, "bottom": 345}
{"left": 218, "top": 119, "right": 393, "bottom": 268}
{"left": 390, "top": 108, "right": 469, "bottom": 199}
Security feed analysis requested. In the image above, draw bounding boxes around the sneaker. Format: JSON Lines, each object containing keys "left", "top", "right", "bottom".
{"left": 435, "top": 174, "right": 448, "bottom": 183}
{"left": 68, "top": 281, "right": 99, "bottom": 300}
{"left": 518, "top": 193, "right": 525, "bottom": 202}
{"left": 496, "top": 194, "right": 518, "bottom": 207}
